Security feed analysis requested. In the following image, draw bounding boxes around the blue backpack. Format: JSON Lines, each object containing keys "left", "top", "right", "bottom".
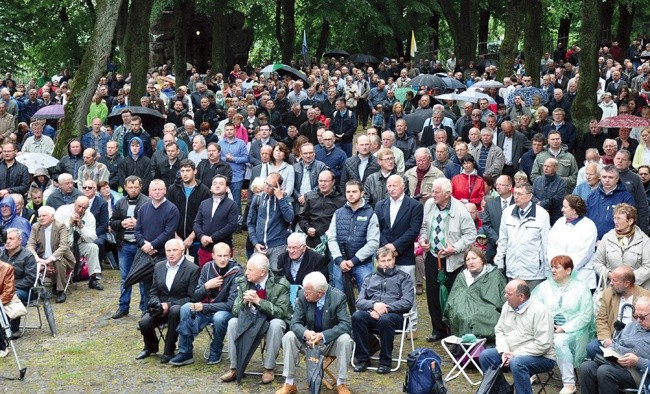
{"left": 403, "top": 348, "right": 447, "bottom": 394}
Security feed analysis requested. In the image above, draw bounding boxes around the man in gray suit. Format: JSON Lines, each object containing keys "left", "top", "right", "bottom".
{"left": 470, "top": 128, "right": 505, "bottom": 178}
{"left": 276, "top": 271, "right": 353, "bottom": 394}
{"left": 481, "top": 175, "right": 515, "bottom": 263}
{"left": 497, "top": 121, "right": 531, "bottom": 178}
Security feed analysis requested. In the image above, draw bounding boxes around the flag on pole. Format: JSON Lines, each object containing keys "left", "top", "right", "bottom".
{"left": 302, "top": 30, "right": 311, "bottom": 68}
{"left": 410, "top": 30, "right": 418, "bottom": 58}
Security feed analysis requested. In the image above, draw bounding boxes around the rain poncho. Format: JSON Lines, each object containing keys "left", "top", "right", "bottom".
{"left": 443, "top": 264, "right": 506, "bottom": 339}
{"left": 531, "top": 276, "right": 594, "bottom": 366}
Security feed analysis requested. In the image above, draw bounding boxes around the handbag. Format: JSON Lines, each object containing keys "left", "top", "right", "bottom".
{"left": 475, "top": 365, "right": 513, "bottom": 394}
{"left": 4, "top": 294, "right": 27, "bottom": 319}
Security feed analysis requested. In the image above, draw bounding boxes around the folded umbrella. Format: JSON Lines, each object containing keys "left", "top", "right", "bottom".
{"left": 438, "top": 254, "right": 448, "bottom": 313}
{"left": 234, "top": 303, "right": 270, "bottom": 383}
{"left": 306, "top": 345, "right": 325, "bottom": 394}
{"left": 123, "top": 249, "right": 157, "bottom": 288}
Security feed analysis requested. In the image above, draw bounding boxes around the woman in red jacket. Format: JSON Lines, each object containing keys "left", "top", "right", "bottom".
{"left": 451, "top": 154, "right": 486, "bottom": 209}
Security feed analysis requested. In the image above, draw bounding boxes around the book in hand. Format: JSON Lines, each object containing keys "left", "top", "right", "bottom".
{"left": 600, "top": 346, "right": 623, "bottom": 362}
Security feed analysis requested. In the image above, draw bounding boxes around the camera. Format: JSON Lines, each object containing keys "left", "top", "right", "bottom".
{"left": 147, "top": 300, "right": 164, "bottom": 318}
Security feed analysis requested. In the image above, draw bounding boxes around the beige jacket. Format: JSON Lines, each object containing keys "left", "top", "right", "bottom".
{"left": 495, "top": 298, "right": 556, "bottom": 360}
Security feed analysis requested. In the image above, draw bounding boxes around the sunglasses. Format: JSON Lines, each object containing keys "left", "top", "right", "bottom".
{"left": 634, "top": 312, "right": 650, "bottom": 322}
{"left": 82, "top": 186, "right": 95, "bottom": 190}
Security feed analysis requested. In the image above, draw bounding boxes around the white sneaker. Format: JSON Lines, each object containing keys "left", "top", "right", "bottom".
{"left": 0, "top": 349, "right": 8, "bottom": 358}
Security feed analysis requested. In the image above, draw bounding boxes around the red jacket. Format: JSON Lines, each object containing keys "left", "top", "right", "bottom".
{"left": 451, "top": 172, "right": 486, "bottom": 209}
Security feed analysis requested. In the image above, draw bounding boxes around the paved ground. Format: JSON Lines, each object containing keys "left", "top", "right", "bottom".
{"left": 0, "top": 233, "right": 566, "bottom": 393}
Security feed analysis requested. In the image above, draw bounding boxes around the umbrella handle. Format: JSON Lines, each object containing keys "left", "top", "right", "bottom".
{"left": 437, "top": 254, "right": 443, "bottom": 271}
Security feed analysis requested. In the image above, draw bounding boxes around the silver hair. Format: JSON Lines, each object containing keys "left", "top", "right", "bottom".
{"left": 302, "top": 271, "right": 328, "bottom": 293}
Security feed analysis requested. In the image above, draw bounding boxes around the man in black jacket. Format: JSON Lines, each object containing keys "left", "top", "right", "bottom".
{"left": 118, "top": 137, "right": 152, "bottom": 194}
{"left": 277, "top": 233, "right": 328, "bottom": 285}
{"left": 169, "top": 243, "right": 243, "bottom": 366}
{"left": 99, "top": 140, "right": 122, "bottom": 191}
{"left": 0, "top": 142, "right": 29, "bottom": 197}
{"left": 135, "top": 239, "right": 199, "bottom": 363}
{"left": 196, "top": 142, "right": 233, "bottom": 187}
{"left": 166, "top": 160, "right": 210, "bottom": 264}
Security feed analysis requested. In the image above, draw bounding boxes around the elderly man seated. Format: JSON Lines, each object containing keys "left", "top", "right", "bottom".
{"left": 276, "top": 271, "right": 352, "bottom": 394}
{"left": 54, "top": 196, "right": 104, "bottom": 290}
{"left": 478, "top": 279, "right": 556, "bottom": 394}
{"left": 27, "top": 206, "right": 76, "bottom": 303}
{"left": 352, "top": 246, "right": 414, "bottom": 375}
{"left": 169, "top": 243, "right": 243, "bottom": 366}
{"left": 580, "top": 296, "right": 650, "bottom": 393}
{"left": 0, "top": 228, "right": 36, "bottom": 335}
{"left": 587, "top": 265, "right": 650, "bottom": 359}
{"left": 220, "top": 253, "right": 292, "bottom": 385}
{"left": 276, "top": 232, "right": 328, "bottom": 285}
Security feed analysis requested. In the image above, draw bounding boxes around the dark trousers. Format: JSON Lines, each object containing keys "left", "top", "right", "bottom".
{"left": 352, "top": 310, "right": 403, "bottom": 367}
{"left": 356, "top": 99, "right": 369, "bottom": 128}
{"left": 138, "top": 304, "right": 182, "bottom": 356}
{"left": 579, "top": 360, "right": 637, "bottom": 394}
{"left": 425, "top": 253, "right": 462, "bottom": 335}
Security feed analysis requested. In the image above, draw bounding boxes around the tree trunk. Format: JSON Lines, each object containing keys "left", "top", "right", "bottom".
{"left": 573, "top": 0, "right": 602, "bottom": 147}
{"left": 601, "top": 0, "right": 614, "bottom": 42}
{"left": 115, "top": 0, "right": 129, "bottom": 64}
{"left": 616, "top": 5, "right": 634, "bottom": 50}
{"left": 280, "top": 0, "right": 295, "bottom": 64}
{"left": 557, "top": 17, "right": 572, "bottom": 47}
{"left": 429, "top": 13, "right": 440, "bottom": 55}
{"left": 498, "top": 3, "right": 520, "bottom": 81}
{"left": 274, "top": 0, "right": 283, "bottom": 55}
{"left": 211, "top": 9, "right": 228, "bottom": 74}
{"left": 56, "top": 0, "right": 122, "bottom": 157}
{"left": 477, "top": 8, "right": 490, "bottom": 56}
{"left": 122, "top": 0, "right": 154, "bottom": 103}
{"left": 173, "top": 0, "right": 191, "bottom": 81}
{"left": 437, "top": 0, "right": 479, "bottom": 65}
{"left": 315, "top": 20, "right": 330, "bottom": 60}
{"left": 522, "top": 0, "right": 543, "bottom": 86}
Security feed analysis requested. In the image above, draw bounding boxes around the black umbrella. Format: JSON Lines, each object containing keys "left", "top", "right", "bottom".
{"left": 261, "top": 64, "right": 311, "bottom": 88}
{"left": 107, "top": 106, "right": 165, "bottom": 132}
{"left": 348, "top": 54, "right": 380, "bottom": 64}
{"left": 39, "top": 289, "right": 56, "bottom": 336}
{"left": 407, "top": 74, "right": 446, "bottom": 90}
{"left": 323, "top": 49, "right": 350, "bottom": 58}
{"left": 123, "top": 250, "right": 157, "bottom": 288}
{"left": 404, "top": 108, "right": 432, "bottom": 136}
{"left": 340, "top": 245, "right": 356, "bottom": 315}
{"left": 306, "top": 345, "right": 325, "bottom": 394}
{"left": 434, "top": 73, "right": 467, "bottom": 91}
{"left": 234, "top": 304, "right": 270, "bottom": 383}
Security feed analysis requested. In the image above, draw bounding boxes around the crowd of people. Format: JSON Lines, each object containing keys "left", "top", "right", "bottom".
{"left": 1, "top": 38, "right": 650, "bottom": 393}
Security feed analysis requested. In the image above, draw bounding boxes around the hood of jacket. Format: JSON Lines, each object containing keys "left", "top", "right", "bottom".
{"left": 0, "top": 195, "right": 17, "bottom": 223}
{"left": 129, "top": 136, "right": 144, "bottom": 159}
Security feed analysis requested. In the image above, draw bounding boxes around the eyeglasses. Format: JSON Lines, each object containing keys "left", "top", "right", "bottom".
{"left": 634, "top": 312, "right": 650, "bottom": 322}
{"left": 82, "top": 186, "right": 95, "bottom": 190}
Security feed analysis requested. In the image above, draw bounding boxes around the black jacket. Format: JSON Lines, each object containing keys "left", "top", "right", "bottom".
{"left": 99, "top": 154, "right": 123, "bottom": 191}
{"left": 166, "top": 181, "right": 211, "bottom": 239}
{"left": 0, "top": 160, "right": 30, "bottom": 195}
{"left": 192, "top": 260, "right": 243, "bottom": 314}
{"left": 297, "top": 189, "right": 346, "bottom": 248}
{"left": 196, "top": 159, "right": 233, "bottom": 188}
{"left": 109, "top": 192, "right": 151, "bottom": 247}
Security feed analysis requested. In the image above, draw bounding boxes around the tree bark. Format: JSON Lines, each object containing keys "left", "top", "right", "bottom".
{"left": 315, "top": 20, "right": 330, "bottom": 60}
{"left": 478, "top": 8, "right": 490, "bottom": 56}
{"left": 557, "top": 16, "right": 572, "bottom": 47}
{"left": 601, "top": 0, "right": 614, "bottom": 42}
{"left": 211, "top": 9, "right": 228, "bottom": 74}
{"left": 56, "top": 0, "right": 122, "bottom": 157}
{"left": 522, "top": 0, "right": 543, "bottom": 86}
{"left": 616, "top": 4, "right": 634, "bottom": 50}
{"left": 173, "top": 0, "right": 191, "bottom": 81}
{"left": 573, "top": 0, "right": 602, "bottom": 146}
{"left": 280, "top": 0, "right": 295, "bottom": 64}
{"left": 437, "top": 0, "right": 479, "bottom": 66}
{"left": 429, "top": 13, "right": 440, "bottom": 55}
{"left": 498, "top": 3, "right": 520, "bottom": 81}
{"left": 122, "top": 0, "right": 154, "bottom": 103}
{"left": 115, "top": 0, "right": 129, "bottom": 59}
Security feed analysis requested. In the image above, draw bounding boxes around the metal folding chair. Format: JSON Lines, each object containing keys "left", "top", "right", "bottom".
{"left": 621, "top": 367, "right": 649, "bottom": 393}
{"left": 19, "top": 263, "right": 47, "bottom": 335}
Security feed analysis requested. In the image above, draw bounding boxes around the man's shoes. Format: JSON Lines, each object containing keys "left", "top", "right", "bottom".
{"left": 426, "top": 332, "right": 446, "bottom": 343}
{"left": 169, "top": 353, "right": 194, "bottom": 366}
{"left": 261, "top": 368, "right": 275, "bottom": 384}
{"left": 416, "top": 284, "right": 424, "bottom": 295}
{"left": 160, "top": 354, "right": 173, "bottom": 364}
{"left": 111, "top": 309, "right": 129, "bottom": 319}
{"left": 353, "top": 360, "right": 371, "bottom": 372}
{"left": 220, "top": 368, "right": 237, "bottom": 382}
{"left": 135, "top": 348, "right": 156, "bottom": 360}
{"left": 88, "top": 277, "right": 104, "bottom": 290}
{"left": 206, "top": 354, "right": 222, "bottom": 365}
{"left": 56, "top": 292, "right": 66, "bottom": 303}
{"left": 275, "top": 383, "right": 297, "bottom": 394}
{"left": 11, "top": 331, "right": 22, "bottom": 340}
{"left": 337, "top": 384, "right": 351, "bottom": 394}
{"left": 376, "top": 365, "right": 391, "bottom": 374}
{"left": 0, "top": 349, "right": 8, "bottom": 358}
{"left": 559, "top": 384, "right": 576, "bottom": 394}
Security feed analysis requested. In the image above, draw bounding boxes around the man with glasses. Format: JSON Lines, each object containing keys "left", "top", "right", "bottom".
{"left": 364, "top": 148, "right": 407, "bottom": 208}
{"left": 0, "top": 142, "right": 29, "bottom": 198}
{"left": 580, "top": 295, "right": 650, "bottom": 393}
{"left": 54, "top": 196, "right": 104, "bottom": 290}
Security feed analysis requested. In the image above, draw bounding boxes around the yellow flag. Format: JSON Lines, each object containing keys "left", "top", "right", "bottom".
{"left": 410, "top": 30, "right": 418, "bottom": 57}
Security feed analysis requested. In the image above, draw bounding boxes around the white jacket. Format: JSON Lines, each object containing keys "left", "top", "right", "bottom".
{"left": 547, "top": 216, "right": 598, "bottom": 288}
{"left": 494, "top": 203, "right": 550, "bottom": 280}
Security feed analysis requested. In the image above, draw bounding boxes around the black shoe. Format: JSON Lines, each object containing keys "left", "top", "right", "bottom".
{"left": 426, "top": 332, "right": 446, "bottom": 343}
{"left": 136, "top": 349, "right": 156, "bottom": 360}
{"left": 353, "top": 361, "right": 371, "bottom": 372}
{"left": 377, "top": 365, "right": 391, "bottom": 374}
{"left": 56, "top": 292, "right": 66, "bottom": 304}
{"left": 160, "top": 354, "right": 173, "bottom": 364}
{"left": 111, "top": 309, "right": 129, "bottom": 319}
{"left": 89, "top": 278, "right": 104, "bottom": 291}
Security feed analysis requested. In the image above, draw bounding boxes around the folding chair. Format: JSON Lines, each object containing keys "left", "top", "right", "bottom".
{"left": 20, "top": 262, "right": 47, "bottom": 335}
{"left": 156, "top": 324, "right": 168, "bottom": 345}
{"left": 621, "top": 367, "right": 649, "bottom": 393}
{"left": 322, "top": 355, "right": 338, "bottom": 390}
{"left": 202, "top": 323, "right": 229, "bottom": 361}
{"left": 63, "top": 268, "right": 74, "bottom": 295}
{"left": 532, "top": 370, "right": 554, "bottom": 394}
{"left": 441, "top": 335, "right": 487, "bottom": 385}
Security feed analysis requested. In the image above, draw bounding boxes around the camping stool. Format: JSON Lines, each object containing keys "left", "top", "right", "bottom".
{"left": 441, "top": 335, "right": 487, "bottom": 385}
{"left": 322, "top": 356, "right": 337, "bottom": 390}
{"left": 20, "top": 262, "right": 48, "bottom": 335}
{"left": 63, "top": 268, "right": 74, "bottom": 295}
{"left": 531, "top": 370, "right": 554, "bottom": 394}
{"left": 201, "top": 323, "right": 229, "bottom": 361}
{"left": 156, "top": 324, "right": 168, "bottom": 345}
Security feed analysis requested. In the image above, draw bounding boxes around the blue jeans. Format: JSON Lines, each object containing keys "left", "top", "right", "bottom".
{"left": 586, "top": 339, "right": 604, "bottom": 359}
{"left": 177, "top": 304, "right": 231, "bottom": 359}
{"left": 16, "top": 288, "right": 29, "bottom": 304}
{"left": 118, "top": 243, "right": 146, "bottom": 313}
{"left": 479, "top": 348, "right": 555, "bottom": 394}
{"left": 332, "top": 261, "right": 373, "bottom": 292}
{"left": 230, "top": 180, "right": 243, "bottom": 221}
